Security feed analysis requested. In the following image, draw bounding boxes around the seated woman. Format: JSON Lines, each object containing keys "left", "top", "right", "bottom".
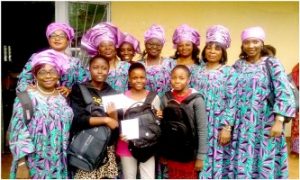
{"left": 8, "top": 49, "right": 74, "bottom": 179}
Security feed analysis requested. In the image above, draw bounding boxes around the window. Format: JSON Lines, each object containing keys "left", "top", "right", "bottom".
{"left": 68, "top": 1, "right": 110, "bottom": 66}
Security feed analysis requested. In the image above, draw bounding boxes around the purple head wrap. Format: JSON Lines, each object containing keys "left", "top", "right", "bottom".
{"left": 46, "top": 22, "right": 75, "bottom": 41}
{"left": 119, "top": 33, "right": 141, "bottom": 53}
{"left": 241, "top": 26, "right": 265, "bottom": 42}
{"left": 31, "top": 49, "right": 70, "bottom": 75}
{"left": 206, "top": 25, "right": 231, "bottom": 49}
{"left": 144, "top": 24, "right": 165, "bottom": 45}
{"left": 81, "top": 22, "right": 121, "bottom": 56}
{"left": 172, "top": 24, "right": 200, "bottom": 48}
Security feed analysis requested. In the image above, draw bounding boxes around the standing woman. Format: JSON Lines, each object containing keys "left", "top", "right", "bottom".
{"left": 16, "top": 22, "right": 89, "bottom": 97}
{"left": 81, "top": 22, "right": 130, "bottom": 93}
{"left": 140, "top": 24, "right": 175, "bottom": 97}
{"left": 9, "top": 49, "right": 74, "bottom": 179}
{"left": 172, "top": 24, "right": 202, "bottom": 74}
{"left": 117, "top": 33, "right": 141, "bottom": 63}
{"left": 231, "top": 26, "right": 295, "bottom": 179}
{"left": 191, "top": 25, "right": 237, "bottom": 179}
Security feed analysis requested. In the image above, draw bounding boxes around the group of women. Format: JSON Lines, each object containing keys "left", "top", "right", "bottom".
{"left": 7, "top": 21, "right": 296, "bottom": 179}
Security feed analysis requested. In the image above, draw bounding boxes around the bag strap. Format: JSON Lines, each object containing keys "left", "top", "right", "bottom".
{"left": 182, "top": 93, "right": 202, "bottom": 105}
{"left": 17, "top": 91, "right": 33, "bottom": 125}
{"left": 78, "top": 84, "right": 93, "bottom": 105}
{"left": 144, "top": 92, "right": 157, "bottom": 105}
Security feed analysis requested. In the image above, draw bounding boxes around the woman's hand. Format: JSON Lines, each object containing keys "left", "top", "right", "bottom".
{"left": 16, "top": 161, "right": 30, "bottom": 179}
{"left": 106, "top": 103, "right": 118, "bottom": 120}
{"left": 194, "top": 159, "right": 204, "bottom": 172}
{"left": 56, "top": 86, "right": 71, "bottom": 97}
{"left": 104, "top": 117, "right": 119, "bottom": 130}
{"left": 269, "top": 116, "right": 284, "bottom": 137}
{"left": 218, "top": 126, "right": 231, "bottom": 146}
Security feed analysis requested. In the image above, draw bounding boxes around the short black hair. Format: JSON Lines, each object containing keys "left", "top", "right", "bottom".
{"left": 89, "top": 54, "right": 109, "bottom": 67}
{"left": 171, "top": 64, "right": 191, "bottom": 78}
{"left": 128, "top": 62, "right": 146, "bottom": 76}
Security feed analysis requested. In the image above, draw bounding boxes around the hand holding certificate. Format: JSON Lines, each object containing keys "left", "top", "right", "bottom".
{"left": 121, "top": 118, "right": 139, "bottom": 140}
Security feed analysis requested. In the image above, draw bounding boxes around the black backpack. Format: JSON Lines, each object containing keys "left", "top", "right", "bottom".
{"left": 67, "top": 84, "right": 111, "bottom": 172}
{"left": 123, "top": 92, "right": 161, "bottom": 162}
{"left": 159, "top": 91, "right": 201, "bottom": 162}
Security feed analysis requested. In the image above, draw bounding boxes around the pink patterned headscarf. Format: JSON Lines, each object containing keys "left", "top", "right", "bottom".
{"left": 144, "top": 24, "right": 165, "bottom": 45}
{"left": 120, "top": 32, "right": 141, "bottom": 53}
{"left": 31, "top": 49, "right": 70, "bottom": 75}
{"left": 81, "top": 22, "right": 122, "bottom": 56}
{"left": 172, "top": 24, "right": 200, "bottom": 48}
{"left": 46, "top": 22, "right": 75, "bottom": 41}
{"left": 241, "top": 26, "right": 265, "bottom": 42}
{"left": 206, "top": 25, "right": 231, "bottom": 49}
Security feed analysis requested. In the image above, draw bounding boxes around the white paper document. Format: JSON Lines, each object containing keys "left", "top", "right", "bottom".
{"left": 121, "top": 118, "right": 139, "bottom": 140}
{"left": 102, "top": 94, "right": 131, "bottom": 112}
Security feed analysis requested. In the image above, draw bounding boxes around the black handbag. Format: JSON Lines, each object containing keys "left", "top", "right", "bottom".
{"left": 67, "top": 85, "right": 111, "bottom": 172}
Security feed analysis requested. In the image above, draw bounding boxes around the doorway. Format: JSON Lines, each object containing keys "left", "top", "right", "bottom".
{"left": 1, "top": 1, "right": 55, "bottom": 153}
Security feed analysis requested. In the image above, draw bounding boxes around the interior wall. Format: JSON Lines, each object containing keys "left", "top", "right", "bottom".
{"left": 111, "top": 1, "right": 299, "bottom": 136}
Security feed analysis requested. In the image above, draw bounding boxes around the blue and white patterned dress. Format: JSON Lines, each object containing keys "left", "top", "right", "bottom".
{"left": 230, "top": 57, "right": 295, "bottom": 179}
{"left": 140, "top": 58, "right": 176, "bottom": 97}
{"left": 9, "top": 90, "right": 73, "bottom": 179}
{"left": 106, "top": 60, "right": 130, "bottom": 93}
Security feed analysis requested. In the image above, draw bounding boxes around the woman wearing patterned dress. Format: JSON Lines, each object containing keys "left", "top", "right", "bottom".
{"left": 289, "top": 63, "right": 299, "bottom": 154}
{"left": 117, "top": 33, "right": 141, "bottom": 63}
{"left": 231, "top": 26, "right": 295, "bottom": 178}
{"left": 171, "top": 24, "right": 202, "bottom": 77}
{"left": 191, "top": 25, "right": 237, "bottom": 179}
{"left": 81, "top": 22, "right": 130, "bottom": 93}
{"left": 139, "top": 24, "right": 175, "bottom": 97}
{"left": 9, "top": 49, "right": 74, "bottom": 179}
{"left": 16, "top": 22, "right": 89, "bottom": 97}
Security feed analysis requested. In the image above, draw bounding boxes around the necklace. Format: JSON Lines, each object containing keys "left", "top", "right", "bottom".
{"left": 36, "top": 84, "right": 56, "bottom": 95}
{"left": 145, "top": 57, "right": 162, "bottom": 67}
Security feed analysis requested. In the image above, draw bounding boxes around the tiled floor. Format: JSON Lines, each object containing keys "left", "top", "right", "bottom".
{"left": 1, "top": 139, "right": 299, "bottom": 179}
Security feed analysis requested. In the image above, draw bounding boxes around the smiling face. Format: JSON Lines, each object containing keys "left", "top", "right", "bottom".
{"left": 89, "top": 57, "right": 109, "bottom": 83}
{"left": 145, "top": 38, "right": 163, "bottom": 57}
{"left": 47, "top": 30, "right": 69, "bottom": 52}
{"left": 35, "top": 64, "right": 60, "bottom": 91}
{"left": 98, "top": 40, "right": 117, "bottom": 60}
{"left": 129, "top": 68, "right": 146, "bottom": 91}
{"left": 177, "top": 40, "right": 193, "bottom": 58}
{"left": 242, "top": 38, "right": 263, "bottom": 59}
{"left": 119, "top": 42, "right": 135, "bottom": 61}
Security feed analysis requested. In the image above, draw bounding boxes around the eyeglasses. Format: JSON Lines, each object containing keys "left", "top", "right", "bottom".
{"left": 37, "top": 70, "right": 59, "bottom": 77}
{"left": 49, "top": 34, "right": 67, "bottom": 40}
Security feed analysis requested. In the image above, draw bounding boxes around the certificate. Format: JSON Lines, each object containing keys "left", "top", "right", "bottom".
{"left": 121, "top": 118, "right": 139, "bottom": 140}
{"left": 102, "top": 94, "right": 131, "bottom": 112}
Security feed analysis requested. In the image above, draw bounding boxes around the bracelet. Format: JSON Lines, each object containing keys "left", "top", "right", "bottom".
{"left": 223, "top": 125, "right": 232, "bottom": 132}
{"left": 18, "top": 161, "right": 26, "bottom": 167}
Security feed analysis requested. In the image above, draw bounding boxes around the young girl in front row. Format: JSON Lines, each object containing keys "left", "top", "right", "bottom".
{"left": 160, "top": 65, "right": 207, "bottom": 179}
{"left": 116, "top": 62, "right": 161, "bottom": 179}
